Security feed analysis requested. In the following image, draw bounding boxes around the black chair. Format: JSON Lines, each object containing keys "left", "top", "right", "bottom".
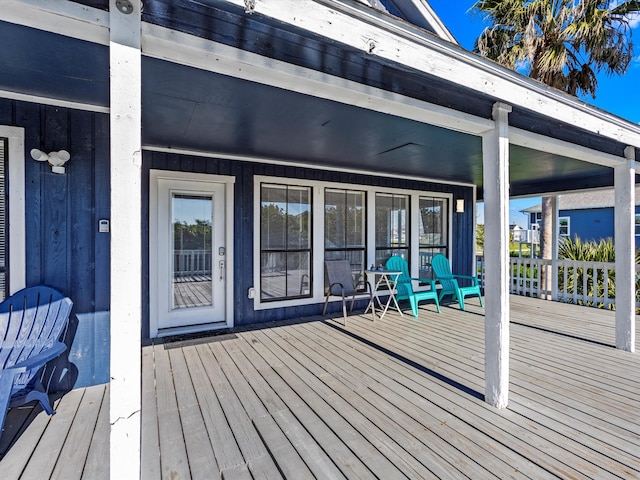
{"left": 322, "top": 260, "right": 372, "bottom": 324}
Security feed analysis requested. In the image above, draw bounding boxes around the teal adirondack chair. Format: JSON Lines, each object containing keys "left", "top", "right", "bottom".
{"left": 0, "top": 286, "right": 73, "bottom": 437}
{"left": 385, "top": 256, "right": 440, "bottom": 316}
{"left": 431, "top": 254, "right": 483, "bottom": 311}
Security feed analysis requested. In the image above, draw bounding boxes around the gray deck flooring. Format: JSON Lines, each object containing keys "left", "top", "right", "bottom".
{"left": 1, "top": 295, "right": 639, "bottom": 479}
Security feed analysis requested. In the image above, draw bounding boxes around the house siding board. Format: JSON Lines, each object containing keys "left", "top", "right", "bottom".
{"left": 7, "top": 99, "right": 111, "bottom": 389}
{"left": 143, "top": 151, "right": 473, "bottom": 329}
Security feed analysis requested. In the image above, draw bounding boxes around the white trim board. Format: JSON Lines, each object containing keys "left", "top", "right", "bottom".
{"left": 509, "top": 128, "right": 627, "bottom": 168}
{"left": 0, "top": 90, "right": 110, "bottom": 114}
{"left": 0, "top": 126, "right": 26, "bottom": 295}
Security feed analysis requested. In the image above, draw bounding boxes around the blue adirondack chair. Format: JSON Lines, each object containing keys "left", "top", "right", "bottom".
{"left": 431, "top": 254, "right": 483, "bottom": 311}
{"left": 385, "top": 256, "right": 440, "bottom": 316}
{"left": 0, "top": 286, "right": 73, "bottom": 437}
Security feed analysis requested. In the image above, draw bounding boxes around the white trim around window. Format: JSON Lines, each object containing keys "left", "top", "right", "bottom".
{"left": 252, "top": 175, "right": 453, "bottom": 310}
{"left": 0, "top": 126, "right": 26, "bottom": 295}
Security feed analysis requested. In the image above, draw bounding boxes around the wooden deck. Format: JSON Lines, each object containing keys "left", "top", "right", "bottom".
{"left": 1, "top": 295, "right": 640, "bottom": 479}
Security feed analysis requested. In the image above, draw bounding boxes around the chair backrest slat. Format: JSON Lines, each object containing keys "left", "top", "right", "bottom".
{"left": 431, "top": 254, "right": 457, "bottom": 290}
{"left": 385, "top": 256, "right": 414, "bottom": 297}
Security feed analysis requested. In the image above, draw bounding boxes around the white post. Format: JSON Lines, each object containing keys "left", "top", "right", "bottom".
{"left": 110, "top": 1, "right": 142, "bottom": 478}
{"left": 614, "top": 146, "right": 636, "bottom": 352}
{"left": 483, "top": 102, "right": 512, "bottom": 408}
{"left": 551, "top": 196, "right": 558, "bottom": 301}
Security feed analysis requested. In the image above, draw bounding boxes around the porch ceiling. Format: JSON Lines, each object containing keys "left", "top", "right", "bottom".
{"left": 142, "top": 57, "right": 615, "bottom": 196}
{"left": 0, "top": 19, "right": 622, "bottom": 198}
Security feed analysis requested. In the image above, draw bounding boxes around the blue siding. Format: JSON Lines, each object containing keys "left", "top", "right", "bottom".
{"left": 0, "top": 99, "right": 111, "bottom": 390}
{"left": 562, "top": 208, "right": 614, "bottom": 243}
{"left": 143, "top": 151, "right": 476, "bottom": 333}
{"left": 561, "top": 207, "right": 640, "bottom": 249}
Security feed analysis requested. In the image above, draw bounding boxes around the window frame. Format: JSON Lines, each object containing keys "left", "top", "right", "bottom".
{"left": 253, "top": 175, "right": 453, "bottom": 310}
{"left": 558, "top": 216, "right": 570, "bottom": 237}
{"left": 259, "top": 183, "right": 313, "bottom": 302}
{"left": 324, "top": 187, "right": 367, "bottom": 286}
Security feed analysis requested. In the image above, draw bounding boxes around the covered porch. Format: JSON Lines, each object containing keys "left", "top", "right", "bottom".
{"left": 2, "top": 295, "right": 639, "bottom": 478}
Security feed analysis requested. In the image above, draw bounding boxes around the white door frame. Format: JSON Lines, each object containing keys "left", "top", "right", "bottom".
{"left": 149, "top": 169, "right": 235, "bottom": 338}
{"left": 0, "top": 126, "right": 26, "bottom": 295}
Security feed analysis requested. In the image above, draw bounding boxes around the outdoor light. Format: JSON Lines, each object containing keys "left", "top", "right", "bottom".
{"left": 30, "top": 148, "right": 71, "bottom": 174}
{"left": 456, "top": 198, "right": 465, "bottom": 213}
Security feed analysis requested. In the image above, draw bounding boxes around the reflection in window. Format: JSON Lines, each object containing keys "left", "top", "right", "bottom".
{"left": 419, "top": 197, "right": 449, "bottom": 279}
{"left": 172, "top": 194, "right": 212, "bottom": 309}
{"left": 635, "top": 214, "right": 640, "bottom": 236}
{"left": 375, "top": 193, "right": 409, "bottom": 266}
{"left": 325, "top": 188, "right": 366, "bottom": 286}
{"left": 261, "top": 184, "right": 312, "bottom": 301}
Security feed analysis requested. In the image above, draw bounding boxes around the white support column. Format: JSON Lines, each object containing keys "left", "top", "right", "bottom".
{"left": 551, "top": 196, "right": 558, "bottom": 301}
{"left": 482, "top": 102, "right": 512, "bottom": 408}
{"left": 109, "top": 1, "right": 142, "bottom": 479}
{"left": 614, "top": 146, "right": 636, "bottom": 352}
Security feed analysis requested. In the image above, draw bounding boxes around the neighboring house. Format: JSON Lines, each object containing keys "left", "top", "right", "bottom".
{"left": 521, "top": 186, "right": 640, "bottom": 248}
{"left": 2, "top": 0, "right": 639, "bottom": 474}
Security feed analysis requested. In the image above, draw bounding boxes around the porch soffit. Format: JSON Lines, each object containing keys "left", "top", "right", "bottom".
{"left": 0, "top": 2, "right": 636, "bottom": 199}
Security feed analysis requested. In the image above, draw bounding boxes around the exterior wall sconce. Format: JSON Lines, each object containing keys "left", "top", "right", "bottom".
{"left": 456, "top": 198, "right": 465, "bottom": 213}
{"left": 30, "top": 149, "right": 70, "bottom": 174}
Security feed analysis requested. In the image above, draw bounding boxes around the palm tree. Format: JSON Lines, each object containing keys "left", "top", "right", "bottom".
{"left": 472, "top": 0, "right": 639, "bottom": 97}
{"left": 472, "top": 0, "right": 639, "bottom": 295}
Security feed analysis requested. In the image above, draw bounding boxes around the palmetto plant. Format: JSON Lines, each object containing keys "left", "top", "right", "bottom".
{"left": 557, "top": 236, "right": 640, "bottom": 310}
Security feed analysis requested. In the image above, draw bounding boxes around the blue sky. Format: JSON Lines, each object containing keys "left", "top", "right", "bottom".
{"left": 427, "top": 1, "right": 640, "bottom": 226}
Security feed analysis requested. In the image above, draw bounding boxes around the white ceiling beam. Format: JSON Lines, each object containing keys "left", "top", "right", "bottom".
{"left": 509, "top": 128, "right": 626, "bottom": 167}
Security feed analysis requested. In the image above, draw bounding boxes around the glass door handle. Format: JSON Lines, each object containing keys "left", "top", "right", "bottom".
{"left": 219, "top": 260, "right": 225, "bottom": 282}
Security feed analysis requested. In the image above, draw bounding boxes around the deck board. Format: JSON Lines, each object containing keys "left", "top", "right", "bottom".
{"left": 1, "top": 295, "right": 640, "bottom": 479}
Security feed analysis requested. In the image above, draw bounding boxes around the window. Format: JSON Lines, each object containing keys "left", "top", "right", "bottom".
{"left": 375, "top": 193, "right": 409, "bottom": 266}
{"left": 418, "top": 197, "right": 448, "bottom": 279}
{"left": 635, "top": 215, "right": 640, "bottom": 236}
{"left": 260, "top": 184, "right": 312, "bottom": 301}
{"left": 0, "top": 138, "right": 6, "bottom": 301}
{"left": 558, "top": 217, "right": 570, "bottom": 237}
{"left": 324, "top": 188, "right": 366, "bottom": 281}
{"left": 254, "top": 176, "right": 454, "bottom": 308}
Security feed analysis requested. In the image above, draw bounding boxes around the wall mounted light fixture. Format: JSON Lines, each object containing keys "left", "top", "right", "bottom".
{"left": 456, "top": 198, "right": 465, "bottom": 213}
{"left": 31, "top": 149, "right": 71, "bottom": 174}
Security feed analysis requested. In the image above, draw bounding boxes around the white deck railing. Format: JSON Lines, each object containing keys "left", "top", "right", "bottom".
{"left": 476, "top": 255, "right": 640, "bottom": 309}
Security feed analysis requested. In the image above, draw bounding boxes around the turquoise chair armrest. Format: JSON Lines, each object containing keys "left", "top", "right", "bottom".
{"left": 453, "top": 274, "right": 479, "bottom": 286}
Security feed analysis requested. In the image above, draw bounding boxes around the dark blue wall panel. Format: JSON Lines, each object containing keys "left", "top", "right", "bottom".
{"left": 1, "top": 99, "right": 111, "bottom": 390}
{"left": 143, "top": 151, "right": 476, "bottom": 331}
